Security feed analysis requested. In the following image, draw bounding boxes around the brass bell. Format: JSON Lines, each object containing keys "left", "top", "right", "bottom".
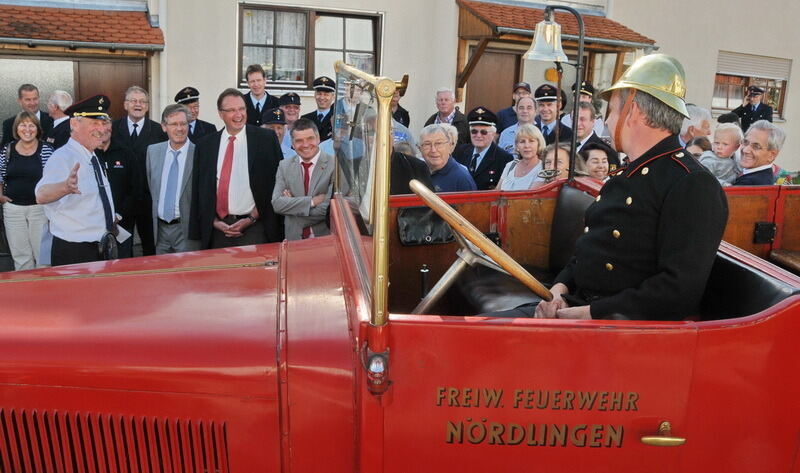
{"left": 524, "top": 17, "right": 568, "bottom": 63}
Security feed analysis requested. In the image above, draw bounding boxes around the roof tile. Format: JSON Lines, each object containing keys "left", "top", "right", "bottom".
{"left": 458, "top": 0, "right": 655, "bottom": 45}
{"left": 0, "top": 4, "right": 164, "bottom": 46}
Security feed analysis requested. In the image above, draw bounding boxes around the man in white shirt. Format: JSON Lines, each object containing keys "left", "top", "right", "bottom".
{"left": 271, "top": 118, "right": 334, "bottom": 240}
{"left": 35, "top": 95, "right": 117, "bottom": 266}
{"left": 733, "top": 120, "right": 784, "bottom": 186}
{"left": 146, "top": 104, "right": 198, "bottom": 254}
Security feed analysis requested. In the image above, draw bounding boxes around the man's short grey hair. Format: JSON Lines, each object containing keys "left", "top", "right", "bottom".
{"left": 714, "top": 122, "right": 743, "bottom": 143}
{"left": 420, "top": 123, "right": 456, "bottom": 144}
{"left": 125, "top": 85, "right": 150, "bottom": 100}
{"left": 48, "top": 90, "right": 73, "bottom": 111}
{"left": 434, "top": 87, "right": 455, "bottom": 100}
{"left": 617, "top": 88, "right": 684, "bottom": 135}
{"left": 161, "top": 104, "right": 191, "bottom": 124}
{"left": 748, "top": 120, "right": 786, "bottom": 152}
{"left": 576, "top": 101, "right": 596, "bottom": 116}
{"left": 680, "top": 104, "right": 712, "bottom": 137}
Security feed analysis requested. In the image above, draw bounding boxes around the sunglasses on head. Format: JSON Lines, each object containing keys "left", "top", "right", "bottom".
{"left": 470, "top": 129, "right": 490, "bottom": 135}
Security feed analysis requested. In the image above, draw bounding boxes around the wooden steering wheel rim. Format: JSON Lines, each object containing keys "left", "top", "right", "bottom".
{"left": 409, "top": 179, "right": 553, "bottom": 302}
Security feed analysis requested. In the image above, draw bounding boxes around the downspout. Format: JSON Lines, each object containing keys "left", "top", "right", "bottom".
{"left": 157, "top": 0, "right": 168, "bottom": 121}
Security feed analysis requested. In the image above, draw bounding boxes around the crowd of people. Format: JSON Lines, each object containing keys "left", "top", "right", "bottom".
{"left": 0, "top": 60, "right": 790, "bottom": 271}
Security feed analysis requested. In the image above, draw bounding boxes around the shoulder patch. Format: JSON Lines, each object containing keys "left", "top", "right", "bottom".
{"left": 670, "top": 155, "right": 691, "bottom": 173}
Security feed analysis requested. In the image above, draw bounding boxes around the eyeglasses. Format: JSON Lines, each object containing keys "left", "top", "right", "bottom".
{"left": 470, "top": 129, "right": 490, "bottom": 135}
{"left": 220, "top": 107, "right": 247, "bottom": 114}
{"left": 420, "top": 141, "right": 450, "bottom": 151}
{"left": 743, "top": 139, "right": 766, "bottom": 152}
{"left": 125, "top": 99, "right": 149, "bottom": 105}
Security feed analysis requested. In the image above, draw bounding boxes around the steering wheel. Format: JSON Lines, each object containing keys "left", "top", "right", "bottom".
{"left": 409, "top": 179, "right": 553, "bottom": 314}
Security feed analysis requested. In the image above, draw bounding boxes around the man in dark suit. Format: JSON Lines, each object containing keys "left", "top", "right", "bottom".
{"left": 111, "top": 86, "right": 168, "bottom": 256}
{"left": 189, "top": 88, "right": 283, "bottom": 249}
{"left": 453, "top": 107, "right": 513, "bottom": 190}
{"left": 2, "top": 84, "right": 54, "bottom": 146}
{"left": 733, "top": 86, "right": 773, "bottom": 132}
{"left": 243, "top": 64, "right": 280, "bottom": 127}
{"left": 301, "top": 76, "right": 336, "bottom": 141}
{"left": 533, "top": 84, "right": 572, "bottom": 145}
{"left": 175, "top": 86, "right": 216, "bottom": 142}
{"left": 574, "top": 102, "right": 620, "bottom": 168}
{"left": 44, "top": 90, "right": 73, "bottom": 150}
{"left": 733, "top": 120, "right": 784, "bottom": 186}
{"left": 424, "top": 87, "right": 470, "bottom": 147}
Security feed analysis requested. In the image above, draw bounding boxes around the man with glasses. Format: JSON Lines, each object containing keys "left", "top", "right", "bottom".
{"left": 111, "top": 86, "right": 167, "bottom": 256}
{"left": 733, "top": 120, "right": 785, "bottom": 185}
{"left": 189, "top": 88, "right": 283, "bottom": 249}
{"left": 419, "top": 123, "right": 475, "bottom": 193}
{"left": 453, "top": 107, "right": 512, "bottom": 190}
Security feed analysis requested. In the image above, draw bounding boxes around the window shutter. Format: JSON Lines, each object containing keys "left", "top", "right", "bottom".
{"left": 717, "top": 51, "right": 792, "bottom": 81}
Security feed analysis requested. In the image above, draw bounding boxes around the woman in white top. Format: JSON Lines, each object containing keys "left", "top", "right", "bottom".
{"left": 496, "top": 124, "right": 547, "bottom": 191}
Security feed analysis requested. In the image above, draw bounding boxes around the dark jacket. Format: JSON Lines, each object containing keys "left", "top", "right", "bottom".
{"left": 391, "top": 152, "right": 432, "bottom": 195}
{"left": 189, "top": 119, "right": 217, "bottom": 143}
{"left": 733, "top": 167, "right": 774, "bottom": 186}
{"left": 536, "top": 117, "right": 573, "bottom": 145}
{"left": 244, "top": 91, "right": 280, "bottom": 127}
{"left": 453, "top": 142, "right": 513, "bottom": 190}
{"left": 111, "top": 117, "right": 168, "bottom": 210}
{"left": 189, "top": 125, "right": 283, "bottom": 249}
{"left": 732, "top": 102, "right": 773, "bottom": 131}
{"left": 96, "top": 141, "right": 138, "bottom": 232}
{"left": 424, "top": 109, "right": 470, "bottom": 147}
{"left": 45, "top": 119, "right": 71, "bottom": 150}
{"left": 579, "top": 132, "right": 620, "bottom": 168}
{"left": 555, "top": 136, "right": 728, "bottom": 320}
{"left": 2, "top": 111, "right": 53, "bottom": 147}
{"left": 496, "top": 106, "right": 517, "bottom": 134}
{"left": 392, "top": 105, "right": 410, "bottom": 128}
{"left": 301, "top": 109, "right": 334, "bottom": 141}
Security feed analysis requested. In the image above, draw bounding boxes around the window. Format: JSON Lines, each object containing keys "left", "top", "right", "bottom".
{"left": 239, "top": 5, "right": 380, "bottom": 89}
{"left": 714, "top": 51, "right": 792, "bottom": 118}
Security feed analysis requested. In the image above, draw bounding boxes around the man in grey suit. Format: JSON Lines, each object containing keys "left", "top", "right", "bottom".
{"left": 146, "top": 104, "right": 199, "bottom": 254}
{"left": 272, "top": 118, "right": 334, "bottom": 240}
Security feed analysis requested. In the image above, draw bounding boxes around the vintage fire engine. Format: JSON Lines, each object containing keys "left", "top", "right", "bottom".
{"left": 1, "top": 61, "right": 799, "bottom": 473}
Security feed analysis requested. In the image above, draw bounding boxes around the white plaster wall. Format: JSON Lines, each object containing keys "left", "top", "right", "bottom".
{"left": 609, "top": 0, "right": 800, "bottom": 170}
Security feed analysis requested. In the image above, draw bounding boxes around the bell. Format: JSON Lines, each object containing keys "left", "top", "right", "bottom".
{"left": 524, "top": 18, "right": 568, "bottom": 63}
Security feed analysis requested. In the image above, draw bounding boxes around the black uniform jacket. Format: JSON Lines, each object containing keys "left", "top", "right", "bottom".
{"left": 111, "top": 117, "right": 168, "bottom": 210}
{"left": 453, "top": 142, "right": 513, "bottom": 190}
{"left": 536, "top": 117, "right": 573, "bottom": 145}
{"left": 554, "top": 135, "right": 729, "bottom": 321}
{"left": 424, "top": 110, "right": 470, "bottom": 147}
{"left": 392, "top": 105, "right": 410, "bottom": 128}
{"left": 45, "top": 119, "right": 71, "bottom": 150}
{"left": 732, "top": 102, "right": 773, "bottom": 131}
{"left": 189, "top": 119, "right": 217, "bottom": 143}
{"left": 96, "top": 141, "right": 138, "bottom": 232}
{"left": 390, "top": 152, "right": 433, "bottom": 195}
{"left": 244, "top": 92, "right": 280, "bottom": 127}
{"left": 189, "top": 125, "right": 283, "bottom": 249}
{"left": 2, "top": 111, "right": 53, "bottom": 147}
{"left": 301, "top": 109, "right": 334, "bottom": 141}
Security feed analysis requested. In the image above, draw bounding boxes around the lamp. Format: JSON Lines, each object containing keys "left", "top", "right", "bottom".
{"left": 525, "top": 5, "right": 585, "bottom": 181}
{"left": 524, "top": 13, "right": 568, "bottom": 63}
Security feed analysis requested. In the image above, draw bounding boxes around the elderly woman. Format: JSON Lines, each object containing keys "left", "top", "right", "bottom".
{"left": 0, "top": 111, "right": 54, "bottom": 269}
{"left": 541, "top": 142, "right": 571, "bottom": 183}
{"left": 496, "top": 124, "right": 547, "bottom": 190}
{"left": 577, "top": 142, "right": 615, "bottom": 182}
{"left": 418, "top": 123, "right": 476, "bottom": 192}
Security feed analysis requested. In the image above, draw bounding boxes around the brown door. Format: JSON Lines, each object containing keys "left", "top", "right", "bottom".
{"left": 77, "top": 59, "right": 147, "bottom": 121}
{"left": 465, "top": 49, "right": 519, "bottom": 115}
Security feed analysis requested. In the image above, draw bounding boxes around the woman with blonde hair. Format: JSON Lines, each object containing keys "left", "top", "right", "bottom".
{"left": 495, "top": 124, "right": 547, "bottom": 190}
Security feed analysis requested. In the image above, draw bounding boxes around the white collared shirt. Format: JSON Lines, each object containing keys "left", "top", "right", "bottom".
{"left": 216, "top": 128, "right": 255, "bottom": 215}
{"left": 127, "top": 116, "right": 144, "bottom": 136}
{"left": 158, "top": 141, "right": 190, "bottom": 220}
{"left": 471, "top": 145, "right": 490, "bottom": 170}
{"left": 434, "top": 109, "right": 457, "bottom": 125}
{"left": 250, "top": 93, "right": 267, "bottom": 111}
{"left": 576, "top": 133, "right": 593, "bottom": 151}
{"left": 742, "top": 163, "right": 773, "bottom": 175}
{"left": 36, "top": 138, "right": 116, "bottom": 242}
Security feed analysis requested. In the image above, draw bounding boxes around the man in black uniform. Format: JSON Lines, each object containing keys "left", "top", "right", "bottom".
{"left": 96, "top": 120, "right": 137, "bottom": 258}
{"left": 533, "top": 84, "right": 572, "bottom": 145}
{"left": 111, "top": 86, "right": 167, "bottom": 256}
{"left": 732, "top": 85, "right": 773, "bottom": 132}
{"left": 243, "top": 64, "right": 280, "bottom": 127}
{"left": 532, "top": 54, "right": 729, "bottom": 321}
{"left": 453, "top": 107, "right": 512, "bottom": 190}
{"left": 301, "top": 76, "right": 336, "bottom": 141}
{"left": 175, "top": 86, "right": 217, "bottom": 142}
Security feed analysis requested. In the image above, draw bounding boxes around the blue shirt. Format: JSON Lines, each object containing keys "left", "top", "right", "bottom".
{"left": 431, "top": 157, "right": 477, "bottom": 192}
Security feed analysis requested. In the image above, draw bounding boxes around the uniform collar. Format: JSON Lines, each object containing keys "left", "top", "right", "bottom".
{"left": 623, "top": 135, "right": 684, "bottom": 177}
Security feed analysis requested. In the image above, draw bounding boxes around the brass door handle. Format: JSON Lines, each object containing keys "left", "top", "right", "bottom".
{"left": 641, "top": 421, "right": 686, "bottom": 447}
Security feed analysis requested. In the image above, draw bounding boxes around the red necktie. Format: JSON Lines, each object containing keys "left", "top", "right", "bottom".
{"left": 216, "top": 135, "right": 236, "bottom": 219}
{"left": 301, "top": 161, "right": 313, "bottom": 239}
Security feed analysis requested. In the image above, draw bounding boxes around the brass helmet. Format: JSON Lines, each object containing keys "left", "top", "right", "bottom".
{"left": 600, "top": 53, "right": 689, "bottom": 118}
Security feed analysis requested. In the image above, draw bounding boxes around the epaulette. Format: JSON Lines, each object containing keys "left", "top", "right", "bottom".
{"left": 608, "top": 166, "right": 627, "bottom": 177}
{"left": 668, "top": 150, "right": 691, "bottom": 174}
{"left": 626, "top": 147, "right": 684, "bottom": 177}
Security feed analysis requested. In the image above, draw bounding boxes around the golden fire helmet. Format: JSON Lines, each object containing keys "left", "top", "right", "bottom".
{"left": 600, "top": 53, "right": 689, "bottom": 118}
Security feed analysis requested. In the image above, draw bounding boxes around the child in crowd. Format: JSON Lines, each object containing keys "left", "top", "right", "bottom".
{"left": 698, "top": 123, "right": 742, "bottom": 186}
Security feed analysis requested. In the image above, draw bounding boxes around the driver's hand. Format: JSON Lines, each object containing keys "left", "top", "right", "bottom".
{"left": 535, "top": 283, "right": 569, "bottom": 318}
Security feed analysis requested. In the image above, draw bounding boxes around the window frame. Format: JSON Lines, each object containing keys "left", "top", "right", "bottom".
{"left": 238, "top": 4, "right": 382, "bottom": 91}
{"left": 713, "top": 73, "right": 787, "bottom": 118}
